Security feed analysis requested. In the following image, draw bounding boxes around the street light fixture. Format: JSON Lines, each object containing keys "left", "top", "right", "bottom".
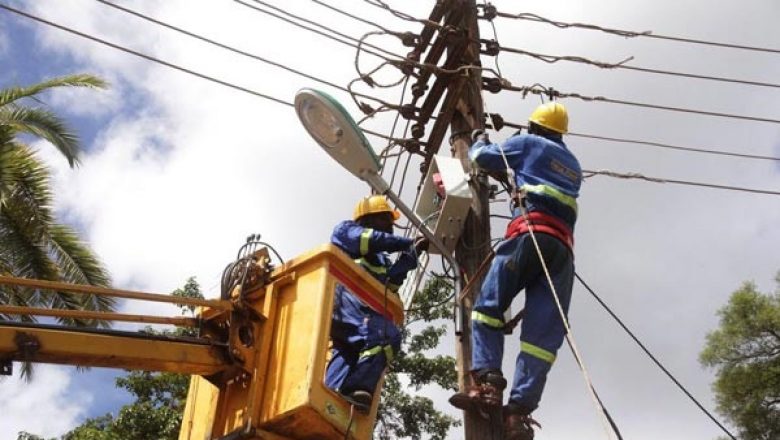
{"left": 294, "top": 88, "right": 462, "bottom": 314}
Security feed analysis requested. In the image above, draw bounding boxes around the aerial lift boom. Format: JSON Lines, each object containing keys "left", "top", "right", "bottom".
{"left": 0, "top": 243, "right": 403, "bottom": 440}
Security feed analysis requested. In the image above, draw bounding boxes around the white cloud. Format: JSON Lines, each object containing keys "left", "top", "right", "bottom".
{"left": 0, "top": 365, "right": 91, "bottom": 439}
{"left": 8, "top": 0, "right": 780, "bottom": 438}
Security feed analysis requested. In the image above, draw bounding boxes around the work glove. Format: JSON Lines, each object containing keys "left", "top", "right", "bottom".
{"left": 471, "top": 129, "right": 489, "bottom": 144}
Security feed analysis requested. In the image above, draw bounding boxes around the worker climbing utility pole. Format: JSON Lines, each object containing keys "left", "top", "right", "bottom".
{"left": 447, "top": 1, "right": 496, "bottom": 439}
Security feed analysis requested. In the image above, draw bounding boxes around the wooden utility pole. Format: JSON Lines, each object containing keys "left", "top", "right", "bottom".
{"left": 448, "top": 1, "right": 496, "bottom": 439}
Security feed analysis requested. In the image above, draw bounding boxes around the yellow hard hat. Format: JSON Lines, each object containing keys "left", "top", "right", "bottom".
{"left": 529, "top": 102, "right": 569, "bottom": 134}
{"left": 353, "top": 195, "right": 401, "bottom": 221}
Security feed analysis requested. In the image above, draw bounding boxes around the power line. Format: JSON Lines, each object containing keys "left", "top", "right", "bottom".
{"left": 497, "top": 120, "right": 780, "bottom": 162}
{"left": 493, "top": 9, "right": 780, "bottom": 55}
{"left": 235, "top": 0, "right": 401, "bottom": 62}
{"left": 582, "top": 169, "right": 780, "bottom": 196}
{"left": 234, "top": 0, "right": 491, "bottom": 79}
{"left": 95, "top": 0, "right": 393, "bottom": 109}
{"left": 10, "top": 3, "right": 776, "bottom": 199}
{"left": 570, "top": 131, "right": 780, "bottom": 162}
{"left": 311, "top": 0, "right": 391, "bottom": 34}
{"left": 500, "top": 83, "right": 780, "bottom": 125}
{"left": 498, "top": 46, "right": 780, "bottom": 90}
{"left": 0, "top": 3, "right": 407, "bottom": 147}
{"left": 0, "top": 3, "right": 292, "bottom": 107}
{"left": 574, "top": 273, "right": 738, "bottom": 440}
{"left": 356, "top": 0, "right": 780, "bottom": 90}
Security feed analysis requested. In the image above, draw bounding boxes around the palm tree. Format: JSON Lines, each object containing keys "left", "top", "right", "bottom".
{"left": 0, "top": 74, "right": 115, "bottom": 379}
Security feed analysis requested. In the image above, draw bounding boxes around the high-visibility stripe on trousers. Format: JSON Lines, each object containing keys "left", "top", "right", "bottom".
{"left": 471, "top": 232, "right": 574, "bottom": 414}
{"left": 325, "top": 284, "right": 402, "bottom": 395}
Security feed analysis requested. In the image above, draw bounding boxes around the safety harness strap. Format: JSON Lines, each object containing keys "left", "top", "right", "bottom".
{"left": 505, "top": 211, "right": 574, "bottom": 250}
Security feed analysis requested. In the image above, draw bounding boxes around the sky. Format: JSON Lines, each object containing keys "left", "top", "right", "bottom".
{"left": 0, "top": 0, "right": 779, "bottom": 439}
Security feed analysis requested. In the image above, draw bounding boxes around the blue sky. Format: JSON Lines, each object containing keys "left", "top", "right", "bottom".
{"left": 1, "top": 1, "right": 779, "bottom": 439}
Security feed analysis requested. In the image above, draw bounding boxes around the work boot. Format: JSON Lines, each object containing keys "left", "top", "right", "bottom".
{"left": 449, "top": 370, "right": 506, "bottom": 412}
{"left": 342, "top": 390, "right": 372, "bottom": 413}
{"left": 504, "top": 405, "right": 541, "bottom": 440}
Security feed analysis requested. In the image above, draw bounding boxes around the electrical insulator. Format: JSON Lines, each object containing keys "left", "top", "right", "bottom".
{"left": 481, "top": 3, "right": 498, "bottom": 21}
{"left": 482, "top": 77, "right": 502, "bottom": 94}
{"left": 411, "top": 123, "right": 425, "bottom": 139}
{"left": 399, "top": 32, "right": 419, "bottom": 47}
{"left": 483, "top": 39, "right": 500, "bottom": 56}
{"left": 399, "top": 104, "right": 419, "bottom": 120}
{"left": 411, "top": 83, "right": 428, "bottom": 98}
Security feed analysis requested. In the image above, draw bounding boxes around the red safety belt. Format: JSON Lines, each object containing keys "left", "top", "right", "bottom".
{"left": 504, "top": 211, "right": 574, "bottom": 251}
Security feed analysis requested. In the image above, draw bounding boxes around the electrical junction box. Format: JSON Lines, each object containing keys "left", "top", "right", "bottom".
{"left": 415, "top": 155, "right": 474, "bottom": 254}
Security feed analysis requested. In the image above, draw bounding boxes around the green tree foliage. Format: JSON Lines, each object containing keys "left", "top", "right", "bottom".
{"left": 0, "top": 74, "right": 112, "bottom": 380}
{"left": 376, "top": 275, "right": 461, "bottom": 440}
{"left": 56, "top": 278, "right": 203, "bottom": 440}
{"left": 700, "top": 274, "right": 780, "bottom": 440}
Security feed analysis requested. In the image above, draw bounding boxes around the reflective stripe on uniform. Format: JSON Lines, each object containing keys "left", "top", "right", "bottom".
{"left": 521, "top": 341, "right": 556, "bottom": 364}
{"left": 360, "top": 229, "right": 373, "bottom": 255}
{"left": 471, "top": 310, "right": 504, "bottom": 329}
{"left": 521, "top": 183, "right": 578, "bottom": 213}
{"left": 383, "top": 345, "right": 394, "bottom": 362}
{"left": 360, "top": 344, "right": 395, "bottom": 362}
{"left": 354, "top": 258, "right": 388, "bottom": 275}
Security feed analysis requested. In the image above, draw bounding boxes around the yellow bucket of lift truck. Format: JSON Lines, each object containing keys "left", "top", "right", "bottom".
{"left": 179, "top": 244, "right": 405, "bottom": 440}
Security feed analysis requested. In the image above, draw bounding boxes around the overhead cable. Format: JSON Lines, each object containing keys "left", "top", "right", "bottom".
{"left": 501, "top": 83, "right": 780, "bottom": 125}
{"left": 582, "top": 169, "right": 780, "bottom": 196}
{"left": 500, "top": 46, "right": 780, "bottom": 90}
{"left": 359, "top": 0, "right": 780, "bottom": 89}
{"left": 362, "top": 0, "right": 433, "bottom": 26}
{"left": 569, "top": 131, "right": 780, "bottom": 162}
{"left": 0, "top": 3, "right": 292, "bottom": 107}
{"left": 497, "top": 120, "right": 780, "bottom": 162}
{"left": 0, "top": 3, "right": 405, "bottom": 146}
{"left": 235, "top": 0, "right": 492, "bottom": 79}
{"left": 95, "top": 0, "right": 394, "bottom": 109}
{"left": 233, "top": 0, "right": 401, "bottom": 61}
{"left": 493, "top": 9, "right": 780, "bottom": 55}
{"left": 311, "top": 0, "right": 393, "bottom": 34}
{"left": 13, "top": 3, "right": 772, "bottom": 200}
{"left": 575, "top": 273, "right": 738, "bottom": 440}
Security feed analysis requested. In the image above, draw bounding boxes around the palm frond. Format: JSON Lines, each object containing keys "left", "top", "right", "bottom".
{"left": 48, "top": 224, "right": 115, "bottom": 327}
{"left": 0, "top": 106, "right": 81, "bottom": 167}
{"left": 0, "top": 144, "right": 54, "bottom": 223}
{"left": 0, "top": 73, "right": 107, "bottom": 108}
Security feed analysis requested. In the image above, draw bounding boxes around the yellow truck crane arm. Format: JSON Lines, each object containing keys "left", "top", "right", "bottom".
{"left": 0, "top": 244, "right": 404, "bottom": 440}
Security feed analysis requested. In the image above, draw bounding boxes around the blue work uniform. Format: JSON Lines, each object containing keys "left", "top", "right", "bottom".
{"left": 470, "top": 133, "right": 582, "bottom": 414}
{"left": 325, "top": 220, "right": 417, "bottom": 395}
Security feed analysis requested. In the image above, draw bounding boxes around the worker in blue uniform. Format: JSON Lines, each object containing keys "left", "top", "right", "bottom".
{"left": 326, "top": 195, "right": 425, "bottom": 411}
{"left": 449, "top": 102, "right": 582, "bottom": 440}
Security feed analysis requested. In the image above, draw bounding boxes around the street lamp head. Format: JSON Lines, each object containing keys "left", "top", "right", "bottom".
{"left": 294, "top": 88, "right": 380, "bottom": 179}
